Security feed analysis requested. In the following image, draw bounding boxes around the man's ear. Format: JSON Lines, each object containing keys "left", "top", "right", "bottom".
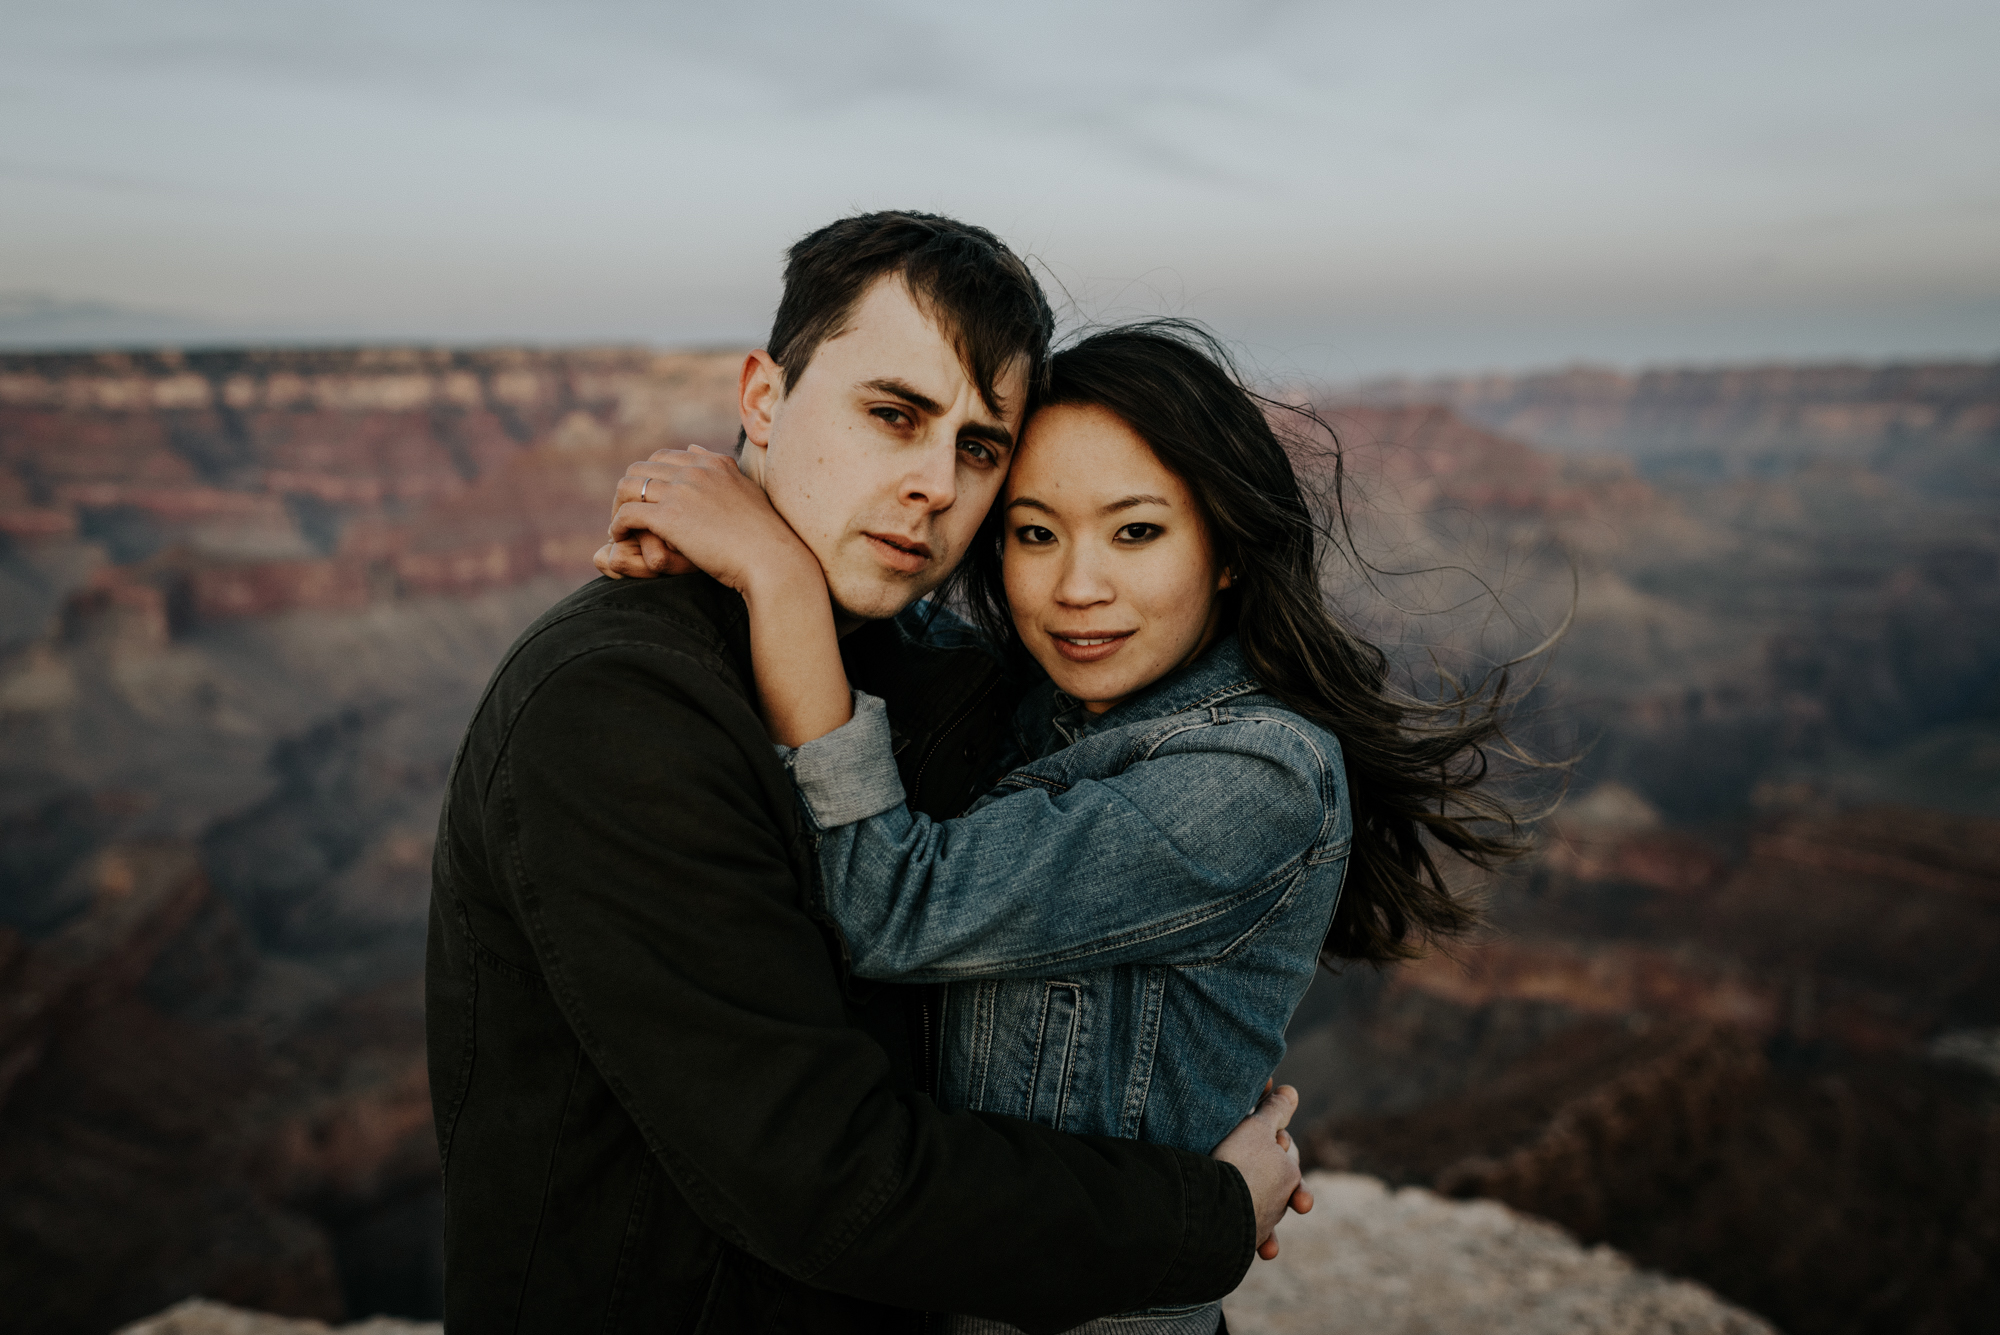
{"left": 739, "top": 350, "right": 782, "bottom": 452}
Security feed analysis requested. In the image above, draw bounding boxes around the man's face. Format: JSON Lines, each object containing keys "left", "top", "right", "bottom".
{"left": 739, "top": 274, "right": 1026, "bottom": 625}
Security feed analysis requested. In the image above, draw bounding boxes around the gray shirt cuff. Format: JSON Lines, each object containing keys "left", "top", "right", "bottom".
{"left": 773, "top": 690, "right": 907, "bottom": 830}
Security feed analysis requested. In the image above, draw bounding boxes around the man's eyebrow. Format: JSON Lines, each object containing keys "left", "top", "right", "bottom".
{"left": 961, "top": 420, "right": 1014, "bottom": 451}
{"left": 861, "top": 378, "right": 943, "bottom": 416}
{"left": 861, "top": 378, "right": 1014, "bottom": 451}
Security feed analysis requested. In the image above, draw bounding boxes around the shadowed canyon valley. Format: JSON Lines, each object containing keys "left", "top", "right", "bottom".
{"left": 2, "top": 348, "right": 1996, "bottom": 1333}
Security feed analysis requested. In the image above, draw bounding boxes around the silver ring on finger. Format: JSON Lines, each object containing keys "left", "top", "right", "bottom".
{"left": 638, "top": 476, "right": 653, "bottom": 502}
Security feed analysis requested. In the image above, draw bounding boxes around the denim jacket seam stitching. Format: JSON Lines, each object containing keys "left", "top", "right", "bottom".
{"left": 971, "top": 979, "right": 998, "bottom": 1109}
{"left": 996, "top": 771, "right": 1068, "bottom": 795}
{"left": 1023, "top": 984, "right": 1057, "bottom": 1121}
{"left": 914, "top": 854, "right": 1309, "bottom": 978}
{"left": 1118, "top": 968, "right": 1168, "bottom": 1139}
{"left": 1306, "top": 836, "right": 1353, "bottom": 866}
{"left": 1185, "top": 864, "right": 1315, "bottom": 967}
{"left": 1052, "top": 982, "right": 1085, "bottom": 1127}
{"left": 1156, "top": 712, "right": 1350, "bottom": 866}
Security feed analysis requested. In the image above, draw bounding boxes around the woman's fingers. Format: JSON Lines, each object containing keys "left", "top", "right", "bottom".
{"left": 615, "top": 446, "right": 740, "bottom": 498}
{"left": 595, "top": 539, "right": 655, "bottom": 580}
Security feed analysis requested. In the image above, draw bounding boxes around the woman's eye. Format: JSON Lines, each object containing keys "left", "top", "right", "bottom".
{"left": 1116, "top": 523, "right": 1161, "bottom": 543}
{"left": 1014, "top": 525, "right": 1055, "bottom": 545}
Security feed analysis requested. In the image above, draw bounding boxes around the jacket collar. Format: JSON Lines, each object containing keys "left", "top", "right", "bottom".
{"left": 1020, "top": 634, "right": 1263, "bottom": 752}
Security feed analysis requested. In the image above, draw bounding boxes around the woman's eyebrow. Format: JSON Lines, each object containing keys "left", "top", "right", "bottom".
{"left": 1006, "top": 496, "right": 1054, "bottom": 514}
{"left": 1102, "top": 494, "right": 1171, "bottom": 513}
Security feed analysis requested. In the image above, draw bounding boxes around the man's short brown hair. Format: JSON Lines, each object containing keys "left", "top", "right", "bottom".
{"left": 766, "top": 211, "right": 1053, "bottom": 420}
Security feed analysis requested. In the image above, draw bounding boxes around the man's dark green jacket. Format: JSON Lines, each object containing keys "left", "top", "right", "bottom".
{"left": 426, "top": 574, "right": 1255, "bottom": 1332}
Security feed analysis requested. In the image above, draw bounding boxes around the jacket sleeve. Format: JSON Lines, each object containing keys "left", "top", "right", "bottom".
{"left": 495, "top": 643, "right": 1253, "bottom": 1330}
{"left": 788, "top": 691, "right": 1333, "bottom": 981}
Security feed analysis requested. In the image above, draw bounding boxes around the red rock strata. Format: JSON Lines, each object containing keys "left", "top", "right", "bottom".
{"left": 1301, "top": 803, "right": 2000, "bottom": 1334}
{"left": 0, "top": 347, "right": 743, "bottom": 626}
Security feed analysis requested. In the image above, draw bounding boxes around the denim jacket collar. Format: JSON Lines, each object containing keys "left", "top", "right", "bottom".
{"left": 1020, "top": 633, "right": 1263, "bottom": 754}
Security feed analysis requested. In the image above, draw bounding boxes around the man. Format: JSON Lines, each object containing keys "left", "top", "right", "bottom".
{"left": 428, "top": 212, "right": 1301, "bottom": 1332}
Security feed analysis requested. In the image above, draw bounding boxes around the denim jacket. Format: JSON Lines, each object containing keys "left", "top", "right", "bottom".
{"left": 784, "top": 634, "right": 1350, "bottom": 1165}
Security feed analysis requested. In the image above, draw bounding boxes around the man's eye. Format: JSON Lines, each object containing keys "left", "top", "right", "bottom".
{"left": 1116, "top": 523, "right": 1161, "bottom": 543}
{"left": 960, "top": 440, "right": 997, "bottom": 466}
{"left": 871, "top": 406, "right": 911, "bottom": 427}
{"left": 1014, "top": 525, "right": 1055, "bottom": 545}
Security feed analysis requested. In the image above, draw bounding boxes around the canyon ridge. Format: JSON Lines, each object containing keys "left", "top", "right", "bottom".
{"left": 2, "top": 348, "right": 1996, "bottom": 1333}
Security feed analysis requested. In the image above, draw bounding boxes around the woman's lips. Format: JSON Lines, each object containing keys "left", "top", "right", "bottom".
{"left": 1048, "top": 629, "right": 1136, "bottom": 663}
{"left": 864, "top": 532, "right": 931, "bottom": 574}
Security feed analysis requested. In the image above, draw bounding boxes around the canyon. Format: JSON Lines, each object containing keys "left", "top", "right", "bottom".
{"left": 2, "top": 347, "right": 1997, "bottom": 1332}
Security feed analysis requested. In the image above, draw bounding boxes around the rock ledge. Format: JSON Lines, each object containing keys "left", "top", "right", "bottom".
{"left": 1221, "top": 1172, "right": 1774, "bottom": 1334}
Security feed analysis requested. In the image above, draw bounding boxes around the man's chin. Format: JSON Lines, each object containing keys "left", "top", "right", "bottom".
{"left": 826, "top": 569, "right": 944, "bottom": 626}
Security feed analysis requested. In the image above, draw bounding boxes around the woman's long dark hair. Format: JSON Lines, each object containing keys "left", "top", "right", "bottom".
{"left": 956, "top": 320, "right": 1549, "bottom": 966}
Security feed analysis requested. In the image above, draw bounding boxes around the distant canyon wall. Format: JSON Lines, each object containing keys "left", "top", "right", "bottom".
{"left": 0, "top": 347, "right": 743, "bottom": 636}
{"left": 4, "top": 346, "right": 1999, "bottom": 1332}
{"left": 1350, "top": 358, "right": 2000, "bottom": 485}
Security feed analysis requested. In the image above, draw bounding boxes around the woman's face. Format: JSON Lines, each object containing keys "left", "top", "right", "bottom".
{"left": 1003, "top": 402, "right": 1232, "bottom": 714}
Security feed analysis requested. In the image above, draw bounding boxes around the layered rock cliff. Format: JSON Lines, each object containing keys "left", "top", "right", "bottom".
{"left": 1349, "top": 359, "right": 2000, "bottom": 491}
{"left": 1285, "top": 796, "right": 2000, "bottom": 1333}
{"left": 0, "top": 348, "right": 740, "bottom": 1331}
{"left": 4, "top": 347, "right": 1997, "bottom": 1332}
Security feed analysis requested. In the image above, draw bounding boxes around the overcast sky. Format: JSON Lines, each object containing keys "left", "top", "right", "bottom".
{"left": 3, "top": 0, "right": 1995, "bottom": 377}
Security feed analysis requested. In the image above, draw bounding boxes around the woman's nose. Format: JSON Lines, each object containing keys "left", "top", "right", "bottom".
{"left": 1055, "top": 550, "right": 1114, "bottom": 606}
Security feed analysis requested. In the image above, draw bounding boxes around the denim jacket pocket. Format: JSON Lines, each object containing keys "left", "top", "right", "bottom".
{"left": 1023, "top": 981, "right": 1086, "bottom": 1128}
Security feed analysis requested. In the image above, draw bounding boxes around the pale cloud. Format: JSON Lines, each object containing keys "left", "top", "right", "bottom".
{"left": 1, "top": 0, "right": 1994, "bottom": 372}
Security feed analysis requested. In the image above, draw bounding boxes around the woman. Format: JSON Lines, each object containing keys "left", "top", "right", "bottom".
{"left": 604, "top": 323, "right": 1527, "bottom": 1334}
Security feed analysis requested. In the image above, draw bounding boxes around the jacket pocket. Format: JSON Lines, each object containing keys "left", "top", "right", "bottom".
{"left": 1024, "top": 981, "right": 1084, "bottom": 1129}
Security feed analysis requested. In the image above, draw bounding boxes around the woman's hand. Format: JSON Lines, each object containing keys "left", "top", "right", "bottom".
{"left": 604, "top": 446, "right": 817, "bottom": 597}
{"left": 1212, "top": 1082, "right": 1314, "bottom": 1261}
{"left": 602, "top": 445, "right": 853, "bottom": 748}
{"left": 596, "top": 448, "right": 695, "bottom": 580}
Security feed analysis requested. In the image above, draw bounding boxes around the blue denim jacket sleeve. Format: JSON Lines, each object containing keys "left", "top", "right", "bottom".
{"left": 774, "top": 690, "right": 906, "bottom": 827}
{"left": 786, "top": 693, "right": 1334, "bottom": 981}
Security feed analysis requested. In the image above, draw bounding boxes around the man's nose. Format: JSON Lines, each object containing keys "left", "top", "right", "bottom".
{"left": 900, "top": 435, "right": 959, "bottom": 513}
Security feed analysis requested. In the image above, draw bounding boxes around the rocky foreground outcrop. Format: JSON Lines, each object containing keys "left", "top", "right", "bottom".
{"left": 113, "top": 1173, "right": 1771, "bottom": 1335}
{"left": 116, "top": 1300, "right": 435, "bottom": 1334}
{"left": 1222, "top": 1174, "right": 1772, "bottom": 1334}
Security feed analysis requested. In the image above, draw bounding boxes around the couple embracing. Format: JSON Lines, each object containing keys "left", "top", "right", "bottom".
{"left": 427, "top": 211, "right": 1522, "bottom": 1332}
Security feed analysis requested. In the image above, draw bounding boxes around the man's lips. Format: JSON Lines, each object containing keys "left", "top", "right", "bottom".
{"left": 1047, "top": 629, "right": 1136, "bottom": 664}
{"left": 864, "top": 531, "right": 932, "bottom": 574}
